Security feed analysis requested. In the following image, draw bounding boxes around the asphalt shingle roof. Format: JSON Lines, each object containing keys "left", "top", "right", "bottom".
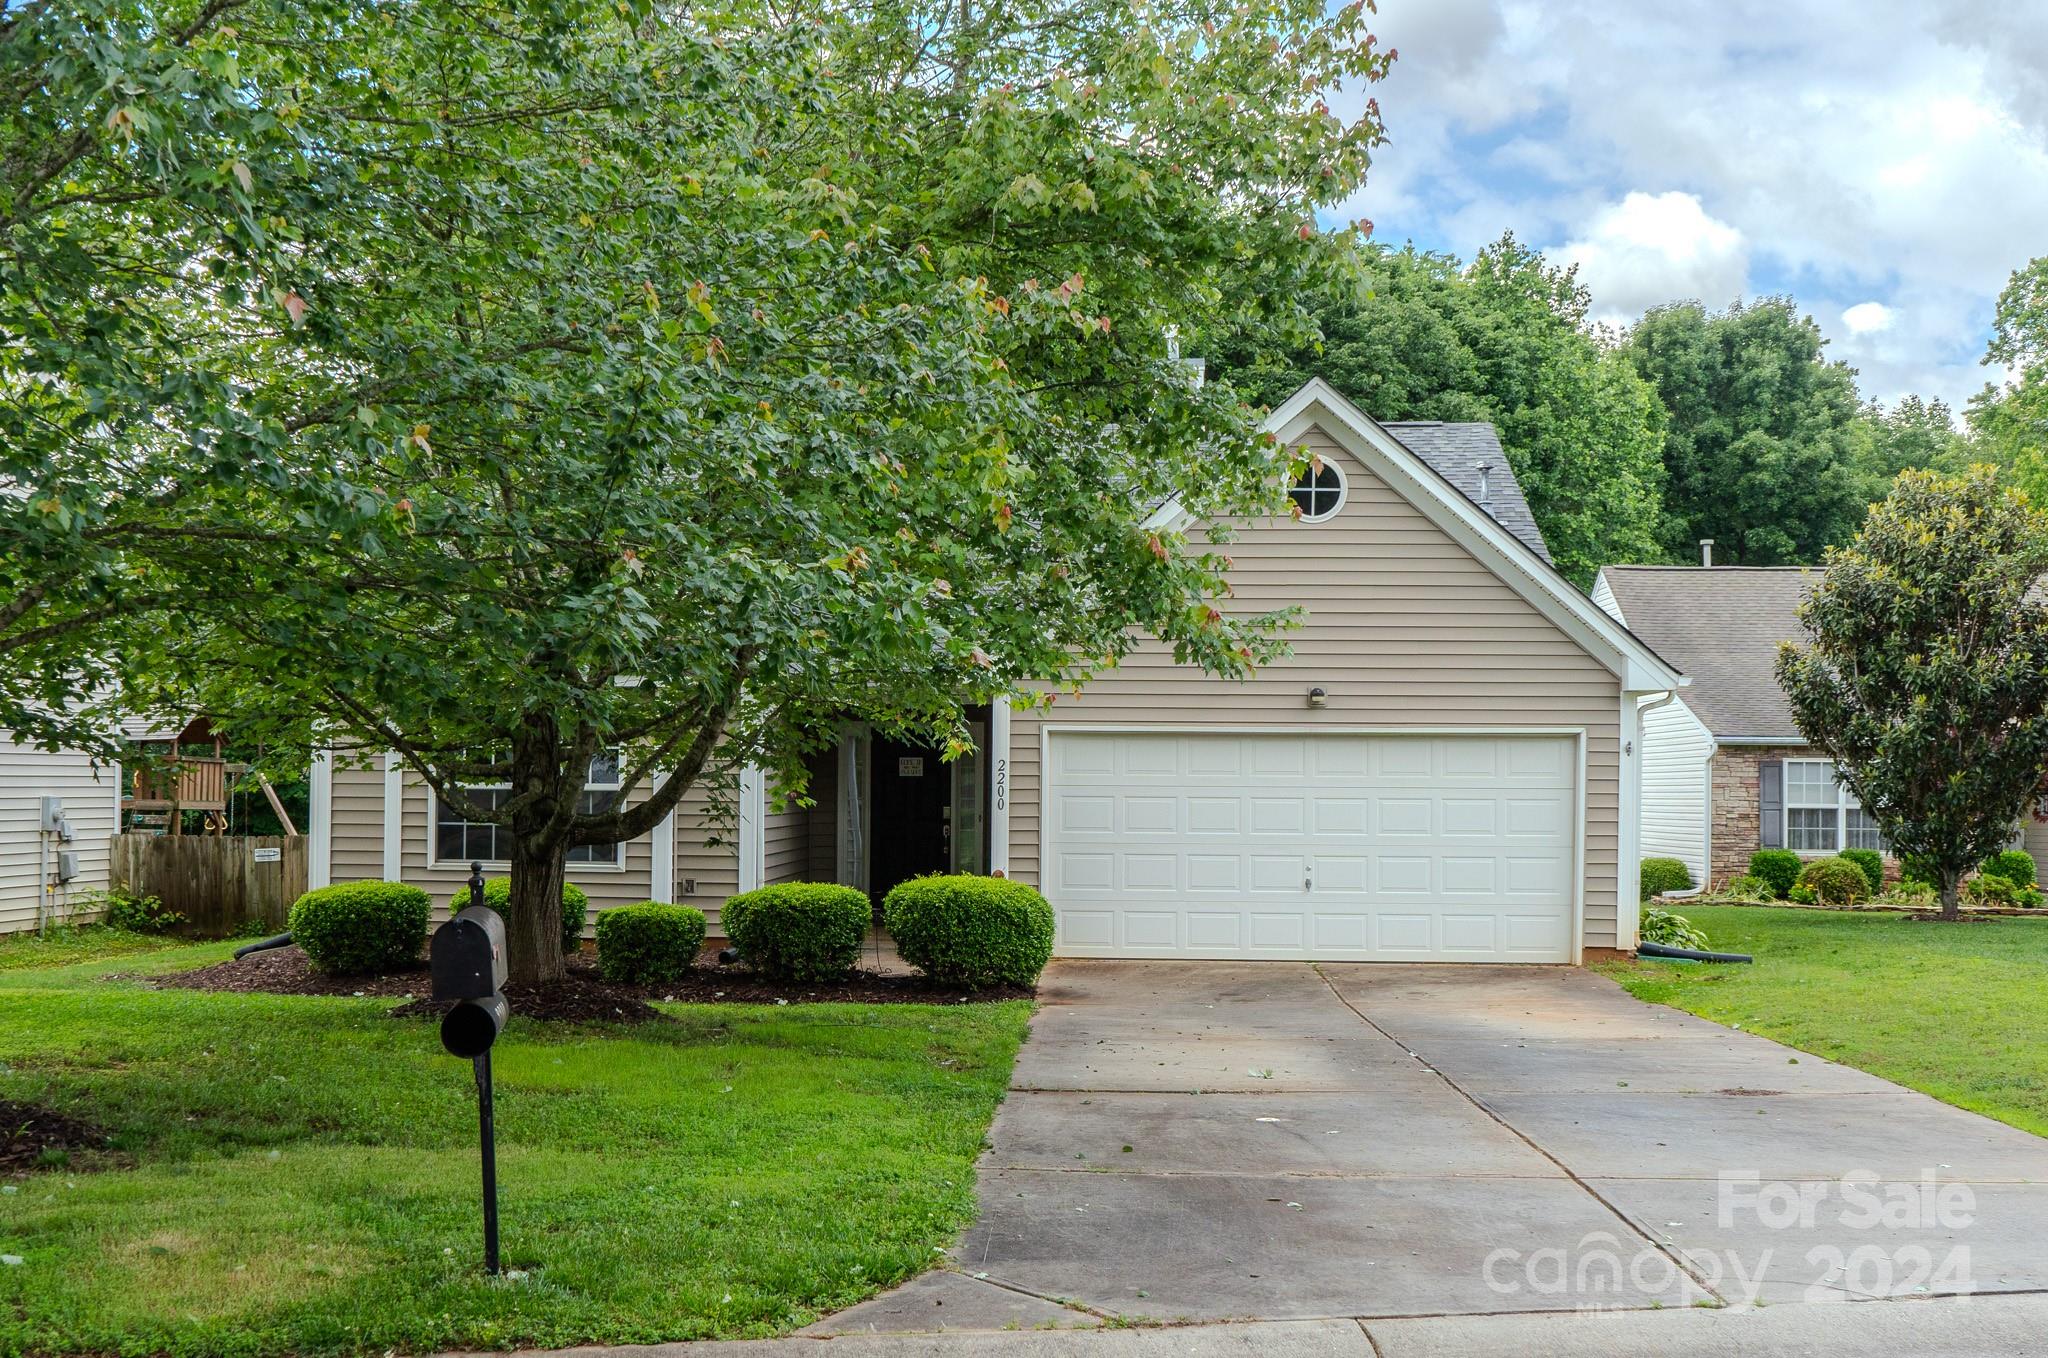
{"left": 1596, "top": 565, "right": 1817, "bottom": 740}
{"left": 1383, "top": 422, "right": 1553, "bottom": 564}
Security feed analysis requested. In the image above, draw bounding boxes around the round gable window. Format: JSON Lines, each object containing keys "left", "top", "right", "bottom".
{"left": 1289, "top": 458, "right": 1345, "bottom": 522}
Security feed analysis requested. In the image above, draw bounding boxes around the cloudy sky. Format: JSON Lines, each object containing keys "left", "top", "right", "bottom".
{"left": 1323, "top": 0, "right": 2048, "bottom": 411}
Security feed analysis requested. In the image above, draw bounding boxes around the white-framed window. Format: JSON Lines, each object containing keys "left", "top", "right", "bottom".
{"left": 1784, "top": 758, "right": 1883, "bottom": 853}
{"left": 1289, "top": 457, "right": 1346, "bottom": 522}
{"left": 432, "top": 753, "right": 624, "bottom": 868}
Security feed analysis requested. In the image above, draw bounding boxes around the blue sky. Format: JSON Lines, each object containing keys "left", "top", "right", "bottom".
{"left": 1319, "top": 0, "right": 2048, "bottom": 411}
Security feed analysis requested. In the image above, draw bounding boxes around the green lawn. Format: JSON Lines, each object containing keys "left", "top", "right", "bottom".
{"left": 0, "top": 943, "right": 1029, "bottom": 1357}
{"left": 0, "top": 925, "right": 188, "bottom": 973}
{"left": 1602, "top": 906, "right": 2048, "bottom": 1137}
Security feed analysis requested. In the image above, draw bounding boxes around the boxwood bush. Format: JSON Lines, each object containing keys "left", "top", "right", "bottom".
{"left": 289, "top": 882, "right": 431, "bottom": 975}
{"left": 883, "top": 874, "right": 1056, "bottom": 989}
{"left": 1637, "top": 857, "right": 1694, "bottom": 901}
{"left": 722, "top": 882, "right": 869, "bottom": 982}
{"left": 1838, "top": 848, "right": 1884, "bottom": 896}
{"left": 1980, "top": 849, "right": 2039, "bottom": 887}
{"left": 594, "top": 902, "right": 707, "bottom": 983}
{"left": 1797, "top": 856, "right": 1868, "bottom": 906}
{"left": 475, "top": 877, "right": 591, "bottom": 952}
{"left": 1747, "top": 849, "right": 1802, "bottom": 899}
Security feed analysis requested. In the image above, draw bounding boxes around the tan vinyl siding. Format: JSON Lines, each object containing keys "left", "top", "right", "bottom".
{"left": 329, "top": 758, "right": 386, "bottom": 883}
{"left": 762, "top": 773, "right": 808, "bottom": 887}
{"left": 671, "top": 782, "right": 738, "bottom": 931}
{"left": 1006, "top": 422, "right": 1625, "bottom": 951}
{"left": 0, "top": 740, "right": 119, "bottom": 933}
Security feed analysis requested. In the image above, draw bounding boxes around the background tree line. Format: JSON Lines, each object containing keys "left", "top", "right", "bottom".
{"left": 1216, "top": 233, "right": 2041, "bottom": 584}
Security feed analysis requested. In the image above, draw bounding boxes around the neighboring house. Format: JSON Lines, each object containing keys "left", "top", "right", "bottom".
{"left": 310, "top": 379, "right": 1684, "bottom": 961}
{"left": 0, "top": 735, "right": 120, "bottom": 934}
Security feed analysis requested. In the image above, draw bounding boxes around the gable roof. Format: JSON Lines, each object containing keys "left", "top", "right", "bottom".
{"left": 1381, "top": 422, "right": 1552, "bottom": 564}
{"left": 1148, "top": 378, "right": 1684, "bottom": 691}
{"left": 1595, "top": 566, "right": 1814, "bottom": 740}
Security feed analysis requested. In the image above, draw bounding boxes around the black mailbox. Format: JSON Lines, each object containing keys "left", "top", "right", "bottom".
{"left": 442, "top": 991, "right": 508, "bottom": 1059}
{"left": 432, "top": 906, "right": 507, "bottom": 1002}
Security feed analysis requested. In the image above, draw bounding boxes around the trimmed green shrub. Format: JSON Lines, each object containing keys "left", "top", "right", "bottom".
{"left": 1980, "top": 850, "right": 2038, "bottom": 887}
{"left": 476, "top": 877, "right": 591, "bottom": 952}
{"left": 722, "top": 882, "right": 870, "bottom": 982}
{"left": 1638, "top": 857, "right": 1694, "bottom": 901}
{"left": 883, "top": 875, "right": 1056, "bottom": 989}
{"left": 1722, "top": 873, "right": 1773, "bottom": 901}
{"left": 1797, "top": 856, "right": 1868, "bottom": 907}
{"left": 1747, "top": 849, "right": 1802, "bottom": 899}
{"left": 1640, "top": 904, "right": 1707, "bottom": 951}
{"left": 1838, "top": 848, "right": 1884, "bottom": 896}
{"left": 1899, "top": 853, "right": 1938, "bottom": 888}
{"left": 289, "top": 882, "right": 431, "bottom": 975}
{"left": 595, "top": 902, "right": 708, "bottom": 983}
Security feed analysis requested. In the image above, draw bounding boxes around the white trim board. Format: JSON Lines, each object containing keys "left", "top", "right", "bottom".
{"left": 307, "top": 749, "right": 333, "bottom": 890}
{"left": 1151, "top": 378, "right": 1686, "bottom": 694}
{"left": 381, "top": 751, "right": 403, "bottom": 881}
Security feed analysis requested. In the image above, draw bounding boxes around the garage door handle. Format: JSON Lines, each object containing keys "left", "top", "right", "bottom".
{"left": 1304, "top": 861, "right": 1313, "bottom": 891}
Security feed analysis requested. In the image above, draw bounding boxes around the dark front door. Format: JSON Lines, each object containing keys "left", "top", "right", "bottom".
{"left": 870, "top": 736, "right": 951, "bottom": 901}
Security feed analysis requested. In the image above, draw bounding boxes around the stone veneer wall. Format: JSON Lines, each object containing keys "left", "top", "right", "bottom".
{"left": 1709, "top": 743, "right": 1903, "bottom": 888}
{"left": 1709, "top": 743, "right": 1811, "bottom": 887}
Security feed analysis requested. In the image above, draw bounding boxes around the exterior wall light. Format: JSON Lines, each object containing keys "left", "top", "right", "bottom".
{"left": 1307, "top": 687, "right": 1328, "bottom": 709}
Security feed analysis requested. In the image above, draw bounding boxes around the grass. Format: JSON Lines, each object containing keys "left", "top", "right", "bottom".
{"left": 1601, "top": 905, "right": 2048, "bottom": 1137}
{"left": 0, "top": 925, "right": 187, "bottom": 973}
{"left": 0, "top": 943, "right": 1030, "bottom": 1357}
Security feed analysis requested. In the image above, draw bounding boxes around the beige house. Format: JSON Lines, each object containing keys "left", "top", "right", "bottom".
{"left": 310, "top": 379, "right": 1684, "bottom": 962}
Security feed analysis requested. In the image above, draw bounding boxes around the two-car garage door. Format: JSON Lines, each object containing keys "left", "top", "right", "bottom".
{"left": 1044, "top": 731, "right": 1578, "bottom": 962}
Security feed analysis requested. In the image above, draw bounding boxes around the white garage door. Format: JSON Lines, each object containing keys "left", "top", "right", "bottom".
{"left": 1045, "top": 732, "right": 1577, "bottom": 962}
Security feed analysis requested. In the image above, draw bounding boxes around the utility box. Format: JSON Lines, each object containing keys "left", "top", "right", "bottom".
{"left": 40, "top": 796, "right": 72, "bottom": 839}
{"left": 55, "top": 851, "right": 78, "bottom": 883}
{"left": 431, "top": 906, "right": 507, "bottom": 1002}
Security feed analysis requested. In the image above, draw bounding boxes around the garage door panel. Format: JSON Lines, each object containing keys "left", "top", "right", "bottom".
{"left": 1047, "top": 732, "right": 1576, "bottom": 963}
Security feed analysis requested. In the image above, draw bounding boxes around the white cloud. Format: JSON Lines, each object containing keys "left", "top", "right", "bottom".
{"left": 1557, "top": 192, "right": 1749, "bottom": 324}
{"left": 1842, "top": 302, "right": 1894, "bottom": 335}
{"left": 1321, "top": 0, "right": 2048, "bottom": 407}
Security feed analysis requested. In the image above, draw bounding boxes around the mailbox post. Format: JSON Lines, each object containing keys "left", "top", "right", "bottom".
{"left": 431, "top": 861, "right": 508, "bottom": 1274}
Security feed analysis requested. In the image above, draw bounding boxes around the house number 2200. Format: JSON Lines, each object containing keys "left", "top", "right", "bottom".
{"left": 994, "top": 758, "right": 1007, "bottom": 811}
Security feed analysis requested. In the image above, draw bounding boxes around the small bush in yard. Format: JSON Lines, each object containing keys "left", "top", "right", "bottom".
{"left": 92, "top": 886, "right": 184, "bottom": 934}
{"left": 1797, "top": 857, "right": 1868, "bottom": 907}
{"left": 1964, "top": 874, "right": 2044, "bottom": 909}
{"left": 289, "top": 882, "right": 430, "bottom": 974}
{"left": 1980, "top": 850, "right": 2039, "bottom": 887}
{"left": 1640, "top": 904, "right": 1707, "bottom": 951}
{"left": 1722, "top": 873, "right": 1774, "bottom": 902}
{"left": 595, "top": 902, "right": 707, "bottom": 983}
{"left": 476, "top": 877, "right": 591, "bottom": 952}
{"left": 1638, "top": 857, "right": 1693, "bottom": 900}
{"left": 1747, "top": 849, "right": 1802, "bottom": 898}
{"left": 722, "top": 883, "right": 869, "bottom": 981}
{"left": 1838, "top": 848, "right": 1884, "bottom": 896}
{"left": 883, "top": 875, "right": 1056, "bottom": 989}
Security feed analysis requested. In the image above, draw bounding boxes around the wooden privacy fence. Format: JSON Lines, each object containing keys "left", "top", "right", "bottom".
{"left": 108, "top": 834, "right": 307, "bottom": 936}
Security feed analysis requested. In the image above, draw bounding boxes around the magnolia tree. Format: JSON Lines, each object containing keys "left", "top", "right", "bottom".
{"left": 138, "top": 1, "right": 1391, "bottom": 983}
{"left": 1776, "top": 467, "right": 2048, "bottom": 919}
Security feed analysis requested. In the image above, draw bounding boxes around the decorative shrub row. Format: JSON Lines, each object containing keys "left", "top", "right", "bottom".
{"left": 1746, "top": 849, "right": 1802, "bottom": 898}
{"left": 594, "top": 902, "right": 708, "bottom": 983}
{"left": 1980, "top": 850, "right": 2038, "bottom": 888}
{"left": 1637, "top": 857, "right": 1694, "bottom": 901}
{"left": 290, "top": 882, "right": 431, "bottom": 975}
{"left": 1794, "top": 857, "right": 1868, "bottom": 907}
{"left": 883, "top": 875, "right": 1056, "bottom": 988}
{"left": 1838, "top": 848, "right": 1884, "bottom": 896}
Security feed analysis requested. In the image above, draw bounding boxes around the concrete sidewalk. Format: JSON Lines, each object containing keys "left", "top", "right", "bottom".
{"left": 453, "top": 1293, "right": 2048, "bottom": 1357}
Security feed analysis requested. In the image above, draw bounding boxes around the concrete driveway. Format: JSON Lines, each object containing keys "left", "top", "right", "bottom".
{"left": 821, "top": 960, "right": 2048, "bottom": 1333}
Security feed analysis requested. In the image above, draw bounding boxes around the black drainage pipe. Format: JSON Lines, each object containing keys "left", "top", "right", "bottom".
{"left": 233, "top": 932, "right": 294, "bottom": 960}
{"left": 1638, "top": 940, "right": 1754, "bottom": 964}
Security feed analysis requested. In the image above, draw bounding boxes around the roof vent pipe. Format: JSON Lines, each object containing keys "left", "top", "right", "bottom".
{"left": 1701, "top": 538, "right": 1715, "bottom": 568}
{"left": 1476, "top": 463, "right": 1492, "bottom": 509}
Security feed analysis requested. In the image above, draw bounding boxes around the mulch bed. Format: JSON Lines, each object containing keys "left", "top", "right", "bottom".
{"left": 0, "top": 1099, "right": 113, "bottom": 1176}
{"left": 153, "top": 944, "right": 1029, "bottom": 1023}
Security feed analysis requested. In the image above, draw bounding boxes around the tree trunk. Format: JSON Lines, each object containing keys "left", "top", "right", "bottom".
{"left": 506, "top": 834, "right": 568, "bottom": 986}
{"left": 1938, "top": 871, "right": 1962, "bottom": 921}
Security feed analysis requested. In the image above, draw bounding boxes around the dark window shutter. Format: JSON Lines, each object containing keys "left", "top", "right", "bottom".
{"left": 1758, "top": 760, "right": 1784, "bottom": 848}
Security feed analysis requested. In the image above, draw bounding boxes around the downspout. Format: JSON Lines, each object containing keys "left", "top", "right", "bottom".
{"left": 1636, "top": 688, "right": 1709, "bottom": 900}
